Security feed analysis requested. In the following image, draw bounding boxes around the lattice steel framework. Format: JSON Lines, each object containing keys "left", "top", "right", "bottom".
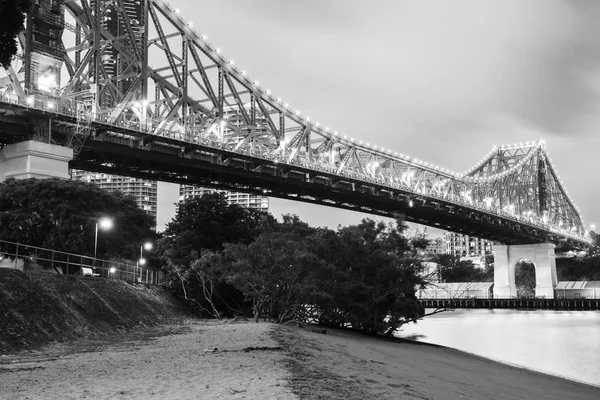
{"left": 0, "top": 0, "right": 590, "bottom": 246}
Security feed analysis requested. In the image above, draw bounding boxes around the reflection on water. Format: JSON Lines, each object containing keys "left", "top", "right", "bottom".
{"left": 396, "top": 309, "right": 600, "bottom": 387}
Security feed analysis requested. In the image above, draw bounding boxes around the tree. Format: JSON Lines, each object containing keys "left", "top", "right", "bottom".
{"left": 223, "top": 231, "right": 322, "bottom": 322}
{"left": 155, "top": 193, "right": 275, "bottom": 317}
{"left": 304, "top": 218, "right": 428, "bottom": 336}
{"left": 156, "top": 193, "right": 273, "bottom": 268}
{"left": 171, "top": 250, "right": 228, "bottom": 318}
{"left": 0, "top": 178, "right": 154, "bottom": 261}
{"left": 157, "top": 209, "right": 436, "bottom": 337}
{"left": 0, "top": 0, "right": 32, "bottom": 68}
{"left": 515, "top": 260, "right": 536, "bottom": 298}
{"left": 431, "top": 253, "right": 492, "bottom": 282}
{"left": 557, "top": 255, "right": 600, "bottom": 282}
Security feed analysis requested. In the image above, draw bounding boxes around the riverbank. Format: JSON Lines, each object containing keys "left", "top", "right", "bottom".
{"left": 397, "top": 308, "right": 600, "bottom": 388}
{"left": 1, "top": 319, "right": 598, "bottom": 399}
{"left": 0, "top": 320, "right": 600, "bottom": 400}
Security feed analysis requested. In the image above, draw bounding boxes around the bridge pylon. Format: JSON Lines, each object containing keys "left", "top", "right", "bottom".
{"left": 493, "top": 243, "right": 558, "bottom": 299}
{"left": 0, "top": 141, "right": 73, "bottom": 182}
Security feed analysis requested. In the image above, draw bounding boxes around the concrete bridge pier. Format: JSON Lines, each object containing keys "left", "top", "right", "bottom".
{"left": 493, "top": 243, "right": 557, "bottom": 299}
{"left": 0, "top": 140, "right": 73, "bottom": 182}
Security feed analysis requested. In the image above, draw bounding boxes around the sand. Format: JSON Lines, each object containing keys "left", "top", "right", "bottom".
{"left": 0, "top": 319, "right": 598, "bottom": 400}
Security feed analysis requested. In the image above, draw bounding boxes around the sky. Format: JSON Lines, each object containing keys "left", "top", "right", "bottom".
{"left": 158, "top": 0, "right": 600, "bottom": 235}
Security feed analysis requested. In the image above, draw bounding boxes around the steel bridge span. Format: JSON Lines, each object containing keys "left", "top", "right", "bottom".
{"left": 0, "top": 0, "right": 593, "bottom": 297}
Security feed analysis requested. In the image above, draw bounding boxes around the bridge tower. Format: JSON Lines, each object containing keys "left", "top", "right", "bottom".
{"left": 493, "top": 243, "right": 557, "bottom": 299}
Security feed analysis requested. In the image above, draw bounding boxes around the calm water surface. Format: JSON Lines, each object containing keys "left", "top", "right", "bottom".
{"left": 396, "top": 309, "right": 600, "bottom": 387}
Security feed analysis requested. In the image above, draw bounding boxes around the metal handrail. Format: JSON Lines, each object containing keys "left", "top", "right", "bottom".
{"left": 0, "top": 239, "right": 165, "bottom": 285}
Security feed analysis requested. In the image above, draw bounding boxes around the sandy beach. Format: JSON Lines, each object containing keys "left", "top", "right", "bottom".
{"left": 0, "top": 319, "right": 598, "bottom": 399}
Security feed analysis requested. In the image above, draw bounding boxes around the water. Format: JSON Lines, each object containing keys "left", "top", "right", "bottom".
{"left": 396, "top": 309, "right": 600, "bottom": 387}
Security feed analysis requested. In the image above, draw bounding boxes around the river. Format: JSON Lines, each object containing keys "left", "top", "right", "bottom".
{"left": 396, "top": 309, "right": 600, "bottom": 387}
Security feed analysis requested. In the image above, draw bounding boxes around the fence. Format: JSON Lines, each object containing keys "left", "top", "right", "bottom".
{"left": 417, "top": 297, "right": 600, "bottom": 311}
{"left": 0, "top": 239, "right": 165, "bottom": 285}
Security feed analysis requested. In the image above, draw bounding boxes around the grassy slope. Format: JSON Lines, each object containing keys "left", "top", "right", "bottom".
{"left": 0, "top": 268, "right": 190, "bottom": 354}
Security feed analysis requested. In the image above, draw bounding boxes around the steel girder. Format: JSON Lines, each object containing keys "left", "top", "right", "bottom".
{"left": 0, "top": 0, "right": 590, "bottom": 247}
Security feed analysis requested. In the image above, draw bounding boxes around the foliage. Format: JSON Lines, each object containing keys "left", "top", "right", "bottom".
{"left": 514, "top": 260, "right": 536, "bottom": 298}
{"left": 156, "top": 193, "right": 273, "bottom": 318}
{"left": 223, "top": 230, "right": 323, "bottom": 322}
{"left": 430, "top": 253, "right": 493, "bottom": 282}
{"left": 0, "top": 0, "right": 32, "bottom": 68}
{"left": 169, "top": 250, "right": 230, "bottom": 318}
{"left": 0, "top": 178, "right": 154, "bottom": 261}
{"left": 156, "top": 193, "right": 273, "bottom": 267}
{"left": 303, "top": 218, "right": 427, "bottom": 336}
{"left": 557, "top": 256, "right": 600, "bottom": 281}
{"left": 160, "top": 203, "right": 431, "bottom": 336}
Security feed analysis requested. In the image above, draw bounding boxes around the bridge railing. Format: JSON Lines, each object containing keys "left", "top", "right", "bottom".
{"left": 0, "top": 91, "right": 590, "bottom": 244}
{"left": 0, "top": 239, "right": 165, "bottom": 285}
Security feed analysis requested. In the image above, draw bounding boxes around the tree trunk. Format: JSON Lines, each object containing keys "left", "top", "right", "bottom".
{"left": 253, "top": 300, "right": 259, "bottom": 323}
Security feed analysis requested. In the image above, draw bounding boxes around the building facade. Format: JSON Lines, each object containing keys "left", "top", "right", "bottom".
{"left": 179, "top": 185, "right": 269, "bottom": 212}
{"left": 444, "top": 233, "right": 493, "bottom": 258}
{"left": 71, "top": 170, "right": 158, "bottom": 229}
{"left": 424, "top": 237, "right": 445, "bottom": 256}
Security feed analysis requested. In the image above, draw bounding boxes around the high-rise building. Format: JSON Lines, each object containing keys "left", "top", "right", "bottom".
{"left": 71, "top": 171, "right": 158, "bottom": 229}
{"left": 444, "top": 233, "right": 493, "bottom": 258}
{"left": 179, "top": 185, "right": 269, "bottom": 212}
{"left": 424, "top": 237, "right": 445, "bottom": 255}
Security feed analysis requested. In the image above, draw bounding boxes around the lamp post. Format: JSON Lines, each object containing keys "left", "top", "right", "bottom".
{"left": 137, "top": 242, "right": 152, "bottom": 281}
{"left": 94, "top": 217, "right": 113, "bottom": 259}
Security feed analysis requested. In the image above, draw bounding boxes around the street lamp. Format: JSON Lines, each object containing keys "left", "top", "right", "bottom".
{"left": 137, "top": 242, "right": 153, "bottom": 281}
{"left": 94, "top": 217, "right": 113, "bottom": 259}
{"left": 140, "top": 242, "right": 153, "bottom": 260}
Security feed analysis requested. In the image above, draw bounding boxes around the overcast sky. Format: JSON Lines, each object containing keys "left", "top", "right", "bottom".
{"left": 160, "top": 0, "right": 600, "bottom": 235}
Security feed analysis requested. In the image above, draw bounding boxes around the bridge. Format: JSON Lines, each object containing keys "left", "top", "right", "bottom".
{"left": 0, "top": 0, "right": 593, "bottom": 298}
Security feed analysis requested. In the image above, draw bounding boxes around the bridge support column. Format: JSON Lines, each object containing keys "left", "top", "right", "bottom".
{"left": 0, "top": 140, "right": 73, "bottom": 182}
{"left": 493, "top": 244, "right": 516, "bottom": 298}
{"left": 493, "top": 243, "right": 557, "bottom": 299}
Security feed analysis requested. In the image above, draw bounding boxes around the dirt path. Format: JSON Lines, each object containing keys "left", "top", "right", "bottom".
{"left": 0, "top": 320, "right": 295, "bottom": 400}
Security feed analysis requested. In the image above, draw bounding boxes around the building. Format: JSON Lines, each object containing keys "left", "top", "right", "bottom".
{"left": 71, "top": 171, "right": 158, "bottom": 229}
{"left": 444, "top": 233, "right": 493, "bottom": 258}
{"left": 179, "top": 185, "right": 269, "bottom": 212}
{"left": 425, "top": 237, "right": 445, "bottom": 256}
{"left": 416, "top": 282, "right": 494, "bottom": 299}
{"left": 555, "top": 281, "right": 600, "bottom": 299}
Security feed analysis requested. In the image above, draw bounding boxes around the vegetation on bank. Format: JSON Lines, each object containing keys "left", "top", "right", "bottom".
{"left": 0, "top": 178, "right": 155, "bottom": 261}
{"left": 156, "top": 193, "right": 429, "bottom": 336}
{"left": 0, "top": 268, "right": 190, "bottom": 353}
{"left": 1, "top": 178, "right": 599, "bottom": 336}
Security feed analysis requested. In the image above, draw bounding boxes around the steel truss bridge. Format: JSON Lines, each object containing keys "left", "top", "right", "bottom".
{"left": 0, "top": 0, "right": 591, "bottom": 249}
